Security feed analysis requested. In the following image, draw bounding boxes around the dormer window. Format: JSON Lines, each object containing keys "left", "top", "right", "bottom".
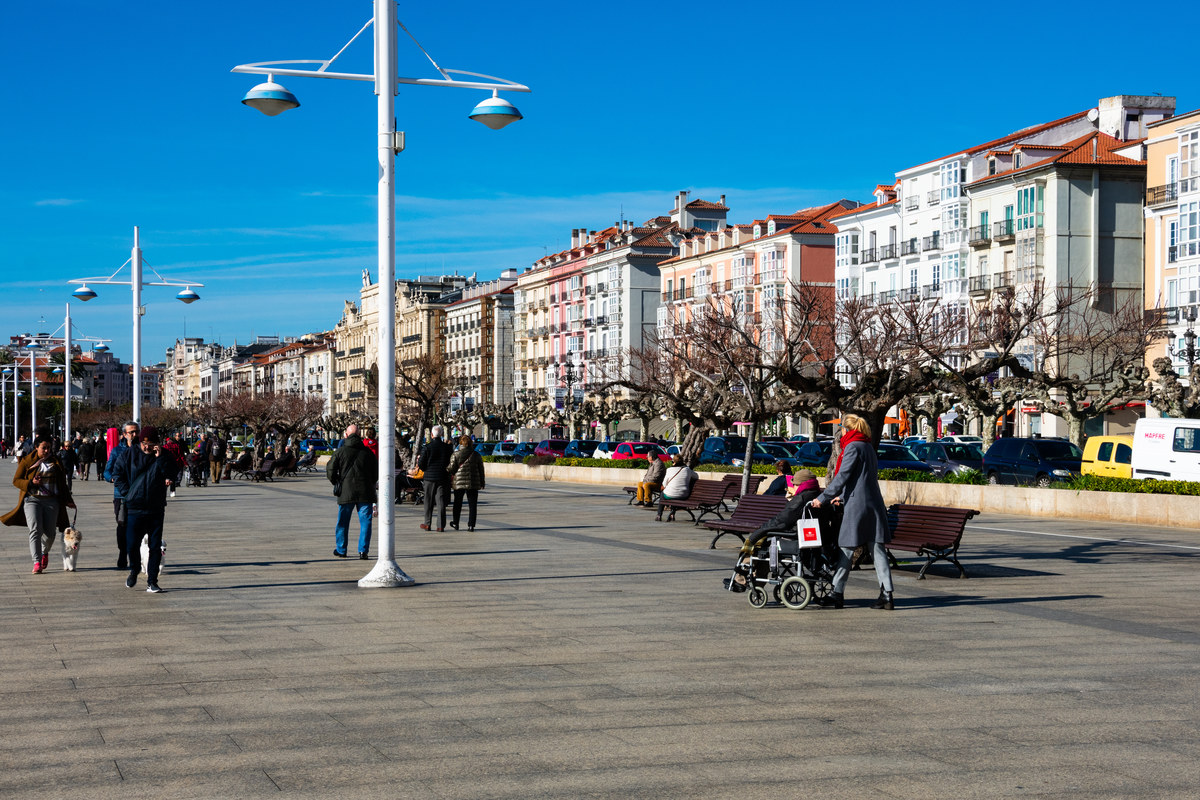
{"left": 1014, "top": 152, "right": 1023, "bottom": 169}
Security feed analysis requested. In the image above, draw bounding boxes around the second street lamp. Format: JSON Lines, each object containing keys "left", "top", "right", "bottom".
{"left": 233, "top": 2, "right": 530, "bottom": 589}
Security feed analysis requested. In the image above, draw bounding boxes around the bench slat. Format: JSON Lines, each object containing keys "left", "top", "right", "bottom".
{"left": 884, "top": 503, "right": 979, "bottom": 579}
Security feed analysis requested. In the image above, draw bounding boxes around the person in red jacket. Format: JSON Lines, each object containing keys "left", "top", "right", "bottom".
{"left": 361, "top": 426, "right": 379, "bottom": 457}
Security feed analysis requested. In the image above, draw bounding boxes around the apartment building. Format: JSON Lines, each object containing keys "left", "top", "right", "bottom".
{"left": 443, "top": 273, "right": 517, "bottom": 412}
{"left": 656, "top": 199, "right": 858, "bottom": 343}
{"left": 1144, "top": 107, "right": 1200, "bottom": 380}
{"left": 515, "top": 191, "right": 727, "bottom": 405}
{"left": 833, "top": 95, "right": 1175, "bottom": 436}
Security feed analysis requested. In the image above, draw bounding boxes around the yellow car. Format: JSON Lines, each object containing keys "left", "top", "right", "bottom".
{"left": 1080, "top": 435, "right": 1133, "bottom": 479}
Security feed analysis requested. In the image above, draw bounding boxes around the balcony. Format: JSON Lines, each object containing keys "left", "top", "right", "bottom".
{"left": 993, "top": 219, "right": 1016, "bottom": 243}
{"left": 968, "top": 224, "right": 990, "bottom": 247}
{"left": 584, "top": 285, "right": 595, "bottom": 296}
{"left": 968, "top": 275, "right": 990, "bottom": 296}
{"left": 879, "top": 243, "right": 898, "bottom": 260}
{"left": 1147, "top": 182, "right": 1179, "bottom": 207}
{"left": 922, "top": 233, "right": 940, "bottom": 252}
{"left": 877, "top": 290, "right": 896, "bottom": 304}
{"left": 861, "top": 247, "right": 878, "bottom": 264}
{"left": 597, "top": 282, "right": 607, "bottom": 293}
{"left": 993, "top": 271, "right": 1014, "bottom": 289}
{"left": 1172, "top": 242, "right": 1200, "bottom": 262}
{"left": 927, "top": 190, "right": 940, "bottom": 206}
{"left": 904, "top": 196, "right": 919, "bottom": 211}
{"left": 921, "top": 283, "right": 942, "bottom": 300}
{"left": 661, "top": 291, "right": 672, "bottom": 302}
{"left": 595, "top": 315, "right": 608, "bottom": 326}
{"left": 900, "top": 239, "right": 918, "bottom": 256}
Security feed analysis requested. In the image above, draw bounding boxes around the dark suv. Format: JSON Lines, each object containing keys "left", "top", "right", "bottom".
{"left": 982, "top": 437, "right": 1083, "bottom": 486}
{"left": 564, "top": 439, "right": 600, "bottom": 459}
{"left": 699, "top": 436, "right": 774, "bottom": 467}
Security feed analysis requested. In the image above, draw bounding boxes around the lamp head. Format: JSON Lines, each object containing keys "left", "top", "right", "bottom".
{"left": 242, "top": 77, "right": 300, "bottom": 116}
{"left": 469, "top": 91, "right": 522, "bottom": 130}
{"left": 93, "top": 344, "right": 109, "bottom": 353}
{"left": 176, "top": 287, "right": 201, "bottom": 304}
{"left": 72, "top": 285, "right": 97, "bottom": 301}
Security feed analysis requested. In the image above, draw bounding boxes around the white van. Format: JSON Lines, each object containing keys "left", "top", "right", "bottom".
{"left": 1130, "top": 418, "right": 1200, "bottom": 483}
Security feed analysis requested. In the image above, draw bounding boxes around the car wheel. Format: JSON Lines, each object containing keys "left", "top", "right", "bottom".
{"left": 987, "top": 472, "right": 1000, "bottom": 486}
{"left": 1035, "top": 473, "right": 1051, "bottom": 488}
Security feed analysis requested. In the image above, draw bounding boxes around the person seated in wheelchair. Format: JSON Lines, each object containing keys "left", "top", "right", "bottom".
{"left": 723, "top": 469, "right": 830, "bottom": 592}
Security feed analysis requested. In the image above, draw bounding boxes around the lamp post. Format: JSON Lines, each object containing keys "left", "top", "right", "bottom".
{"left": 1167, "top": 306, "right": 1198, "bottom": 377}
{"left": 233, "top": 3, "right": 530, "bottom": 589}
{"left": 1, "top": 366, "right": 13, "bottom": 445}
{"left": 556, "top": 359, "right": 578, "bottom": 439}
{"left": 68, "top": 227, "right": 204, "bottom": 425}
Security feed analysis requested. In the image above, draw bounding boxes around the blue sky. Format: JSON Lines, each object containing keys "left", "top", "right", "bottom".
{"left": 3, "top": 1, "right": 1197, "bottom": 364}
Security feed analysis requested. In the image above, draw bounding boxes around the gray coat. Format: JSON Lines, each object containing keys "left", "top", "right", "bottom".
{"left": 816, "top": 440, "right": 890, "bottom": 547}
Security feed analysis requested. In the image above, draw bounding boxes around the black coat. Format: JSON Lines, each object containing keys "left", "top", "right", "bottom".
{"left": 418, "top": 438, "right": 455, "bottom": 483}
{"left": 113, "top": 446, "right": 171, "bottom": 512}
{"left": 326, "top": 435, "right": 378, "bottom": 505}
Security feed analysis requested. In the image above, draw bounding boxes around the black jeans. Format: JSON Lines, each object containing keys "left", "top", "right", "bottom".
{"left": 126, "top": 508, "right": 165, "bottom": 584}
{"left": 452, "top": 488, "right": 479, "bottom": 529}
{"left": 112, "top": 497, "right": 128, "bottom": 565}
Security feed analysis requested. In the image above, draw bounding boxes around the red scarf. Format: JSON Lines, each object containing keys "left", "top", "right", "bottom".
{"left": 834, "top": 430, "right": 870, "bottom": 475}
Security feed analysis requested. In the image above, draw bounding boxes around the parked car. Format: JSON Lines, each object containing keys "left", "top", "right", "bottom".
{"left": 492, "top": 441, "right": 519, "bottom": 460}
{"left": 564, "top": 439, "right": 601, "bottom": 459}
{"left": 474, "top": 441, "right": 498, "bottom": 458}
{"left": 902, "top": 436, "right": 928, "bottom": 449}
{"left": 787, "top": 434, "right": 810, "bottom": 443}
{"left": 300, "top": 438, "right": 330, "bottom": 453}
{"left": 1081, "top": 435, "right": 1133, "bottom": 479}
{"left": 982, "top": 437, "right": 1082, "bottom": 486}
{"left": 795, "top": 440, "right": 833, "bottom": 467}
{"left": 699, "top": 436, "right": 774, "bottom": 467}
{"left": 227, "top": 438, "right": 246, "bottom": 450}
{"left": 665, "top": 444, "right": 683, "bottom": 457}
{"left": 592, "top": 441, "right": 620, "bottom": 459}
{"left": 940, "top": 434, "right": 985, "bottom": 447}
{"left": 534, "top": 439, "right": 569, "bottom": 458}
{"left": 612, "top": 441, "right": 671, "bottom": 462}
{"left": 754, "top": 442, "right": 801, "bottom": 468}
{"left": 875, "top": 443, "right": 934, "bottom": 473}
{"left": 1131, "top": 418, "right": 1200, "bottom": 482}
{"left": 512, "top": 442, "right": 537, "bottom": 460}
{"left": 911, "top": 441, "right": 983, "bottom": 476}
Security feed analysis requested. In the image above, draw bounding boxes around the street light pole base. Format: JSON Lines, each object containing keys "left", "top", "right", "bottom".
{"left": 358, "top": 560, "right": 416, "bottom": 588}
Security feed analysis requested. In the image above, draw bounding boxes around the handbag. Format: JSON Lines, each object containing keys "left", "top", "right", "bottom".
{"left": 796, "top": 504, "right": 822, "bottom": 548}
{"left": 407, "top": 468, "right": 424, "bottom": 480}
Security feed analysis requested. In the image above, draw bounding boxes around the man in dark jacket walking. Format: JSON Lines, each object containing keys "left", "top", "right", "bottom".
{"left": 326, "top": 424, "right": 378, "bottom": 559}
{"left": 208, "top": 433, "right": 227, "bottom": 485}
{"left": 113, "top": 426, "right": 172, "bottom": 593}
{"left": 418, "top": 425, "right": 454, "bottom": 532}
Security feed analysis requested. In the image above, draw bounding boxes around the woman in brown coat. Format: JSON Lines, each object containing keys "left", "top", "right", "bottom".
{"left": 447, "top": 435, "right": 486, "bottom": 531}
{"left": 2, "top": 437, "right": 76, "bottom": 573}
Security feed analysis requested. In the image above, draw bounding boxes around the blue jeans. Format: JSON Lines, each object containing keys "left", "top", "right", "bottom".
{"left": 335, "top": 502, "right": 373, "bottom": 555}
{"left": 126, "top": 507, "right": 165, "bottom": 583}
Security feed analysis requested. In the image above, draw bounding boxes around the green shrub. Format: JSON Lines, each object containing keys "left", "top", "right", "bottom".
{"left": 556, "top": 457, "right": 642, "bottom": 469}
{"left": 878, "top": 468, "right": 941, "bottom": 483}
{"left": 1059, "top": 474, "right": 1200, "bottom": 496}
{"left": 941, "top": 468, "right": 987, "bottom": 485}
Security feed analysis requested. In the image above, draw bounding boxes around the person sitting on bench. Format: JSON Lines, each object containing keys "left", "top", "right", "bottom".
{"left": 655, "top": 454, "right": 698, "bottom": 521}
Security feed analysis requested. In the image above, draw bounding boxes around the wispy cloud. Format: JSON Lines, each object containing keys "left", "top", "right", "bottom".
{"left": 34, "top": 198, "right": 84, "bottom": 207}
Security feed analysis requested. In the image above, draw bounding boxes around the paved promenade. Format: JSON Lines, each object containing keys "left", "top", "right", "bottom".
{"left": 3, "top": 458, "right": 1199, "bottom": 799}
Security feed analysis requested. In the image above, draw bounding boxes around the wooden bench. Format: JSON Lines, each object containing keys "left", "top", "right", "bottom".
{"left": 249, "top": 458, "right": 276, "bottom": 482}
{"left": 719, "top": 473, "right": 765, "bottom": 507}
{"left": 884, "top": 503, "right": 979, "bottom": 579}
{"left": 701, "top": 493, "right": 789, "bottom": 549}
{"left": 657, "top": 479, "right": 734, "bottom": 525}
{"left": 623, "top": 479, "right": 660, "bottom": 506}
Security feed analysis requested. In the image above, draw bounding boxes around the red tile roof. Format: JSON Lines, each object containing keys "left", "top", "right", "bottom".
{"left": 686, "top": 199, "right": 729, "bottom": 210}
{"left": 969, "top": 131, "right": 1143, "bottom": 186}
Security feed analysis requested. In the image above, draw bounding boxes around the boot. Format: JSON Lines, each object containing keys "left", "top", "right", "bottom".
{"left": 818, "top": 592, "right": 843, "bottom": 609}
{"left": 870, "top": 589, "right": 894, "bottom": 610}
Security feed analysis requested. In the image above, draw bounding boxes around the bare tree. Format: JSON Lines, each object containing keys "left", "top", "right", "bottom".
{"left": 1147, "top": 357, "right": 1200, "bottom": 419}
{"left": 395, "top": 353, "right": 450, "bottom": 450}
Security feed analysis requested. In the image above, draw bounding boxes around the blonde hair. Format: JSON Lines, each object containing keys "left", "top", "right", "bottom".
{"left": 841, "top": 414, "right": 872, "bottom": 438}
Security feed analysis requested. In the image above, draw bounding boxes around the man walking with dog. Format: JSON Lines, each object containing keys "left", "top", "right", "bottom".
{"left": 113, "top": 425, "right": 173, "bottom": 593}
{"left": 326, "top": 424, "right": 377, "bottom": 560}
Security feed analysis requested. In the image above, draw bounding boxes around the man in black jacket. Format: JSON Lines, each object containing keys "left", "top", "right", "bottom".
{"left": 418, "top": 425, "right": 454, "bottom": 532}
{"left": 113, "top": 426, "right": 172, "bottom": 593}
{"left": 326, "top": 425, "right": 378, "bottom": 559}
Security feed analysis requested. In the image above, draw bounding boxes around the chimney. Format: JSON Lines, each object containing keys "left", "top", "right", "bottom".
{"left": 720, "top": 194, "right": 726, "bottom": 207}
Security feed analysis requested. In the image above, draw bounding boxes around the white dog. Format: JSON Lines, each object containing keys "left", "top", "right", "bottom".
{"left": 139, "top": 536, "right": 165, "bottom": 576}
{"left": 62, "top": 527, "right": 83, "bottom": 571}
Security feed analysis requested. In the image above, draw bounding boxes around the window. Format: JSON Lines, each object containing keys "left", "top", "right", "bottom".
{"left": 1182, "top": 132, "right": 1199, "bottom": 193}
{"left": 1173, "top": 426, "right": 1200, "bottom": 453}
{"left": 940, "top": 160, "right": 962, "bottom": 201}
{"left": 909, "top": 268, "right": 918, "bottom": 291}
{"left": 1178, "top": 201, "right": 1199, "bottom": 258}
{"left": 1016, "top": 185, "right": 1044, "bottom": 231}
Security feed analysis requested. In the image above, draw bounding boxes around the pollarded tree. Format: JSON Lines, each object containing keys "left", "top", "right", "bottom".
{"left": 1147, "top": 356, "right": 1200, "bottom": 419}
{"left": 395, "top": 353, "right": 450, "bottom": 450}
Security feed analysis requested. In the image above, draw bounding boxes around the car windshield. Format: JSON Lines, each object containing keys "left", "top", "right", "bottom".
{"left": 944, "top": 444, "right": 982, "bottom": 460}
{"left": 573, "top": 441, "right": 599, "bottom": 450}
{"left": 878, "top": 445, "right": 920, "bottom": 462}
{"left": 1036, "top": 440, "right": 1083, "bottom": 460}
{"left": 631, "top": 443, "right": 662, "bottom": 454}
{"left": 720, "top": 437, "right": 748, "bottom": 450}
{"left": 547, "top": 440, "right": 569, "bottom": 449}
{"left": 756, "top": 443, "right": 790, "bottom": 457}
{"left": 498, "top": 442, "right": 516, "bottom": 451}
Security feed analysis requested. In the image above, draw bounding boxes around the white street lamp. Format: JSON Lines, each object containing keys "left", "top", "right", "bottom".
{"left": 233, "top": 2, "right": 530, "bottom": 589}
{"left": 67, "top": 227, "right": 204, "bottom": 424}
{"left": 1, "top": 366, "right": 13, "bottom": 445}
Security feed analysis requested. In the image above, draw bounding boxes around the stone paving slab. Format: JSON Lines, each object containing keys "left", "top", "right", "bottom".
{"left": 2, "top": 460, "right": 1199, "bottom": 798}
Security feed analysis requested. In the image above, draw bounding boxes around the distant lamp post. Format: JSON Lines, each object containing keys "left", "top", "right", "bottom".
{"left": 556, "top": 359, "right": 579, "bottom": 439}
{"left": 232, "top": 2, "right": 530, "bottom": 589}
{"left": 2, "top": 366, "right": 14, "bottom": 444}
{"left": 67, "top": 227, "right": 204, "bottom": 424}
{"left": 1167, "top": 307, "right": 1198, "bottom": 377}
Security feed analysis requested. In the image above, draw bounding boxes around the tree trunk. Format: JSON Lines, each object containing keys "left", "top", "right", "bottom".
{"left": 679, "top": 427, "right": 708, "bottom": 463}
{"left": 740, "top": 420, "right": 757, "bottom": 498}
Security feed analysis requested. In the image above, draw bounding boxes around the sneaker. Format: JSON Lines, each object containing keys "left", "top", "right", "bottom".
{"left": 126, "top": 574, "right": 137, "bottom": 589}
{"left": 32, "top": 561, "right": 43, "bottom": 574}
{"left": 40, "top": 553, "right": 49, "bottom": 571}
{"left": 358, "top": 552, "right": 368, "bottom": 560}
{"left": 146, "top": 583, "right": 163, "bottom": 593}
{"left": 333, "top": 550, "right": 347, "bottom": 558}
{"left": 722, "top": 577, "right": 746, "bottom": 593}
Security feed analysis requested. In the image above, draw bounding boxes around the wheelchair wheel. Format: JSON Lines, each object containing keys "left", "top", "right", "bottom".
{"left": 811, "top": 575, "right": 834, "bottom": 604}
{"left": 780, "top": 576, "right": 812, "bottom": 610}
{"left": 747, "top": 586, "right": 769, "bottom": 609}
